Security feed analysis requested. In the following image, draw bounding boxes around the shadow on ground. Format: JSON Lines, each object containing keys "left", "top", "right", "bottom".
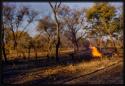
{"left": 3, "top": 51, "right": 93, "bottom": 79}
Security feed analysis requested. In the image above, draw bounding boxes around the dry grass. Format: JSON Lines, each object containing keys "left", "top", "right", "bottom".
{"left": 8, "top": 56, "right": 123, "bottom": 84}
{"left": 7, "top": 49, "right": 74, "bottom": 60}
{"left": 4, "top": 48, "right": 123, "bottom": 84}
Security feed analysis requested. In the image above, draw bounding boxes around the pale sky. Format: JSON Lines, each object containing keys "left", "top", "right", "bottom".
{"left": 3, "top": 2, "right": 123, "bottom": 37}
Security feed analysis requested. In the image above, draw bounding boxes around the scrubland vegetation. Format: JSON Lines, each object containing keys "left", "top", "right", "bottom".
{"left": 2, "top": 2, "right": 123, "bottom": 84}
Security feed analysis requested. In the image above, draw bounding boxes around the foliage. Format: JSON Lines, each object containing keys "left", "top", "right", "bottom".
{"left": 58, "top": 5, "right": 86, "bottom": 52}
{"left": 3, "top": 4, "right": 38, "bottom": 49}
{"left": 86, "top": 3, "right": 120, "bottom": 50}
{"left": 2, "top": 2, "right": 123, "bottom": 61}
{"left": 86, "top": 3, "right": 116, "bottom": 21}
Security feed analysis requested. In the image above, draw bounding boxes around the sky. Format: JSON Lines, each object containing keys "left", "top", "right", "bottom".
{"left": 3, "top": 2, "right": 123, "bottom": 37}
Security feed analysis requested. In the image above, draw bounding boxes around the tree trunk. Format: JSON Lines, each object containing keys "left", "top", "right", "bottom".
{"left": 73, "top": 44, "right": 76, "bottom": 53}
{"left": 97, "top": 26, "right": 102, "bottom": 51}
{"left": 28, "top": 46, "right": 31, "bottom": 60}
{"left": 34, "top": 47, "right": 38, "bottom": 60}
{"left": 74, "top": 42, "right": 79, "bottom": 53}
{"left": 49, "top": 2, "right": 61, "bottom": 62}
{"left": 32, "top": 45, "right": 37, "bottom": 60}
{"left": 76, "top": 41, "right": 79, "bottom": 51}
{"left": 22, "top": 52, "right": 26, "bottom": 59}
{"left": 99, "top": 37, "right": 102, "bottom": 51}
{"left": 55, "top": 16, "right": 60, "bottom": 62}
{"left": 1, "top": 25, "right": 7, "bottom": 62}
{"left": 2, "top": 41, "right": 7, "bottom": 62}
{"left": 11, "top": 29, "right": 17, "bottom": 50}
{"left": 16, "top": 47, "right": 19, "bottom": 58}
{"left": 47, "top": 41, "right": 51, "bottom": 61}
{"left": 56, "top": 36, "right": 60, "bottom": 62}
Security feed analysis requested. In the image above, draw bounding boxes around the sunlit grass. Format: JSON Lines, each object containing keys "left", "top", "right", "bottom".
{"left": 10, "top": 56, "right": 123, "bottom": 84}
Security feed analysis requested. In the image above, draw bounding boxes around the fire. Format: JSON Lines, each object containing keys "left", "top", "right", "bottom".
{"left": 90, "top": 46, "right": 102, "bottom": 57}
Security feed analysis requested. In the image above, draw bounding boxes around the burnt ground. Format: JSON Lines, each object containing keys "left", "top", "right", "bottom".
{"left": 2, "top": 49, "right": 124, "bottom": 85}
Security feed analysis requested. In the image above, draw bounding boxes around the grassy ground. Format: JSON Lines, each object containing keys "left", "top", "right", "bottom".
{"left": 64, "top": 61, "right": 123, "bottom": 84}
{"left": 3, "top": 51, "right": 123, "bottom": 84}
{"left": 6, "top": 48, "right": 74, "bottom": 60}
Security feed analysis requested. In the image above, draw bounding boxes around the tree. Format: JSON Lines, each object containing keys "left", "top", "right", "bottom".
{"left": 17, "top": 31, "right": 32, "bottom": 59}
{"left": 58, "top": 5, "right": 86, "bottom": 53}
{"left": 86, "top": 3, "right": 119, "bottom": 53}
{"left": 3, "top": 4, "right": 38, "bottom": 58}
{"left": 49, "top": 1, "right": 61, "bottom": 62}
{"left": 4, "top": 30, "right": 32, "bottom": 59}
{"left": 37, "top": 16, "right": 56, "bottom": 60}
{"left": 32, "top": 35, "right": 42, "bottom": 59}
{"left": 1, "top": 23, "right": 7, "bottom": 62}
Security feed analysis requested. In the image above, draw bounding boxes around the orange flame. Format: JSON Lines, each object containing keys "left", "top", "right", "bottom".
{"left": 90, "top": 46, "right": 102, "bottom": 57}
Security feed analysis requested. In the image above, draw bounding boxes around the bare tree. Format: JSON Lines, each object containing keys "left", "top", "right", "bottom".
{"left": 37, "top": 16, "right": 56, "bottom": 61}
{"left": 58, "top": 5, "right": 86, "bottom": 53}
{"left": 3, "top": 4, "right": 38, "bottom": 58}
{"left": 48, "top": 1, "right": 61, "bottom": 62}
{"left": 1, "top": 23, "right": 7, "bottom": 62}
